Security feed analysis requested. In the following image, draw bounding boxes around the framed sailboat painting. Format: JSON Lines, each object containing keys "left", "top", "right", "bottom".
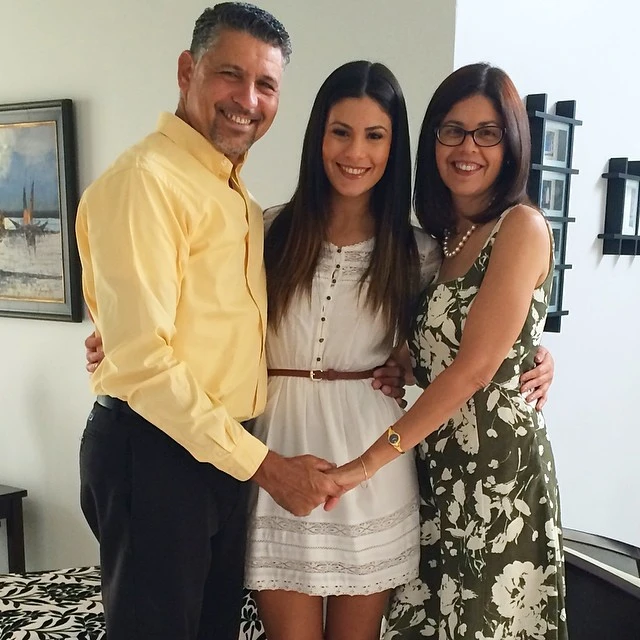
{"left": 0, "top": 100, "right": 81, "bottom": 321}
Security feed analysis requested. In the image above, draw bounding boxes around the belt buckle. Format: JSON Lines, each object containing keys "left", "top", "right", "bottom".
{"left": 310, "top": 369, "right": 323, "bottom": 381}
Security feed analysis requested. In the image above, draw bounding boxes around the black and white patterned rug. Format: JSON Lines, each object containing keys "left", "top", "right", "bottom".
{"left": 0, "top": 568, "right": 268, "bottom": 640}
{"left": 0, "top": 566, "right": 104, "bottom": 639}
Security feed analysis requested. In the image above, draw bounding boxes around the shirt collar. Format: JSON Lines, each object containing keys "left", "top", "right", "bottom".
{"left": 156, "top": 112, "right": 247, "bottom": 181}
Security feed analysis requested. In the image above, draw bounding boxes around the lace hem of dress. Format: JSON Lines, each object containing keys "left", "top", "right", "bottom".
{"left": 245, "top": 566, "right": 419, "bottom": 597}
{"left": 246, "top": 544, "right": 418, "bottom": 579}
{"left": 249, "top": 499, "right": 419, "bottom": 538}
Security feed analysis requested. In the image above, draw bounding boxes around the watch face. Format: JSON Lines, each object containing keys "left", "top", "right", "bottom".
{"left": 389, "top": 433, "right": 400, "bottom": 446}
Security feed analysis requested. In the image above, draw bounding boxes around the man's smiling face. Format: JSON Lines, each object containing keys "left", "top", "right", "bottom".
{"left": 177, "top": 28, "right": 283, "bottom": 163}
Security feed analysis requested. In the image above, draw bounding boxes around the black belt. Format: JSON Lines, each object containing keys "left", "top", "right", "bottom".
{"left": 96, "top": 395, "right": 138, "bottom": 416}
{"left": 97, "top": 395, "right": 253, "bottom": 429}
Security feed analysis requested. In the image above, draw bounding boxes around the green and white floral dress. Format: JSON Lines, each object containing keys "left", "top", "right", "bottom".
{"left": 384, "top": 209, "right": 567, "bottom": 640}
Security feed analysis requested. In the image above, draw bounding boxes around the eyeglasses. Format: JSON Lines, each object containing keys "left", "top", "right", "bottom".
{"left": 435, "top": 124, "right": 505, "bottom": 147}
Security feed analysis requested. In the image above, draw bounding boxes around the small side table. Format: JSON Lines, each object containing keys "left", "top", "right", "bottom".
{"left": 0, "top": 485, "right": 28, "bottom": 573}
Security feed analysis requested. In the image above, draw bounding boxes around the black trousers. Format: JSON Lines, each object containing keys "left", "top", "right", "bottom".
{"left": 79, "top": 401, "right": 249, "bottom": 640}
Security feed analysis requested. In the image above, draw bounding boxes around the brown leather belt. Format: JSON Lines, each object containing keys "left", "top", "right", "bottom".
{"left": 268, "top": 368, "right": 375, "bottom": 381}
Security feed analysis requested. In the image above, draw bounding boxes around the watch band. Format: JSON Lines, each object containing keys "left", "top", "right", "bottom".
{"left": 387, "top": 426, "right": 405, "bottom": 454}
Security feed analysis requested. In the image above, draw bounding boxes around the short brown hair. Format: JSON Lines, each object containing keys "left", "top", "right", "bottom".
{"left": 190, "top": 2, "right": 291, "bottom": 63}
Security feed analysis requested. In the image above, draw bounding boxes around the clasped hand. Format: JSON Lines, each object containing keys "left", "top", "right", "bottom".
{"left": 253, "top": 452, "right": 368, "bottom": 515}
{"left": 323, "top": 458, "right": 368, "bottom": 511}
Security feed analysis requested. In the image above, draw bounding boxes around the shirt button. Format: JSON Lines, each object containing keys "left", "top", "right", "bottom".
{"left": 319, "top": 338, "right": 324, "bottom": 343}
{"left": 337, "top": 248, "right": 342, "bottom": 253}
{"left": 316, "top": 357, "right": 321, "bottom": 362}
{"left": 332, "top": 279, "right": 336, "bottom": 284}
{"left": 321, "top": 317, "right": 326, "bottom": 321}
{"left": 326, "top": 296, "right": 331, "bottom": 300}
{"left": 336, "top": 264, "right": 340, "bottom": 269}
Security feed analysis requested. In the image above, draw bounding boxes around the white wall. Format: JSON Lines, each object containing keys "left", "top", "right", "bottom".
{"left": 0, "top": 0, "right": 456, "bottom": 572}
{"left": 453, "top": 0, "right": 640, "bottom": 545}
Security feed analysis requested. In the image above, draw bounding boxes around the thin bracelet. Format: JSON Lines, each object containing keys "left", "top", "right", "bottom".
{"left": 359, "top": 456, "right": 369, "bottom": 488}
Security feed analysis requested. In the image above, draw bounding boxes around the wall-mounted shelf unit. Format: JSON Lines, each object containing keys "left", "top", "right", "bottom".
{"left": 598, "top": 158, "right": 640, "bottom": 256}
{"left": 526, "top": 93, "right": 582, "bottom": 333}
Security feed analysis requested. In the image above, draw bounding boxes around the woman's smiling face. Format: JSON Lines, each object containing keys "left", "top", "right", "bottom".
{"left": 322, "top": 96, "right": 392, "bottom": 203}
{"left": 435, "top": 94, "right": 505, "bottom": 214}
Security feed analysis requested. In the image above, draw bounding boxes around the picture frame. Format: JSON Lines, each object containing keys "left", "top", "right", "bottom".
{"left": 543, "top": 120, "right": 571, "bottom": 168}
{"left": 540, "top": 171, "right": 567, "bottom": 216}
{"left": 622, "top": 179, "right": 639, "bottom": 236}
{"left": 549, "top": 221, "right": 564, "bottom": 265}
{"left": 0, "top": 99, "right": 81, "bottom": 322}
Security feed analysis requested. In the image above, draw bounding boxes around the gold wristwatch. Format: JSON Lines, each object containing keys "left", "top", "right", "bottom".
{"left": 387, "top": 426, "right": 405, "bottom": 454}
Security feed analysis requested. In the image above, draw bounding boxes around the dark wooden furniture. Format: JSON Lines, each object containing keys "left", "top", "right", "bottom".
{"left": 0, "top": 484, "right": 28, "bottom": 573}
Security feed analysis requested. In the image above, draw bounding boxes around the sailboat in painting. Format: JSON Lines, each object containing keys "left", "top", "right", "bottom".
{"left": 0, "top": 177, "right": 63, "bottom": 303}
{"left": 19, "top": 182, "right": 49, "bottom": 254}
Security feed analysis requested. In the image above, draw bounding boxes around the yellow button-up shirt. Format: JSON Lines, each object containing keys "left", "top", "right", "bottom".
{"left": 76, "top": 112, "right": 268, "bottom": 481}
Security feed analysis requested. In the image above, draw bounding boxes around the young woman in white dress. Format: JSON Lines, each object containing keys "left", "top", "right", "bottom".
{"left": 243, "top": 60, "right": 441, "bottom": 640}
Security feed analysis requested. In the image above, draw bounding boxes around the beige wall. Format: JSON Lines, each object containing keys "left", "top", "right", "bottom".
{"left": 0, "top": 0, "right": 457, "bottom": 571}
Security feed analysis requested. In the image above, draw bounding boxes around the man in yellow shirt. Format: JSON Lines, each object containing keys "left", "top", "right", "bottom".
{"left": 76, "top": 4, "right": 343, "bottom": 639}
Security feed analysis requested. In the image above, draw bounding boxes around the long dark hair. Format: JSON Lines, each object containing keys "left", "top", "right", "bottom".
{"left": 265, "top": 60, "right": 419, "bottom": 344}
{"left": 414, "top": 63, "right": 532, "bottom": 240}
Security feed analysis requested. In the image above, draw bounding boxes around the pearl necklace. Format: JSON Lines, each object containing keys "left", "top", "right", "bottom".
{"left": 442, "top": 224, "right": 477, "bottom": 258}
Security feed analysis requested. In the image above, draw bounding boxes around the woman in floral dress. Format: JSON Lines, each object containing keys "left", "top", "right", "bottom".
{"left": 330, "top": 63, "right": 567, "bottom": 640}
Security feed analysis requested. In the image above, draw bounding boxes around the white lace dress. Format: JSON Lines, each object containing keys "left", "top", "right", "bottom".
{"left": 243, "top": 209, "right": 441, "bottom": 596}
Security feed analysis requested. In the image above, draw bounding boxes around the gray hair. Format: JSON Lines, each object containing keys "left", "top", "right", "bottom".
{"left": 190, "top": 2, "right": 292, "bottom": 64}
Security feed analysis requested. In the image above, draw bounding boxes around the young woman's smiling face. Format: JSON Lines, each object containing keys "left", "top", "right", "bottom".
{"left": 322, "top": 96, "right": 392, "bottom": 204}
{"left": 435, "top": 94, "right": 505, "bottom": 215}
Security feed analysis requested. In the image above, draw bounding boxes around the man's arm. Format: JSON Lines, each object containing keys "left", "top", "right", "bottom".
{"left": 372, "top": 344, "right": 555, "bottom": 412}
{"left": 79, "top": 170, "right": 341, "bottom": 511}
{"left": 520, "top": 346, "right": 554, "bottom": 410}
{"left": 78, "top": 167, "right": 267, "bottom": 479}
{"left": 85, "top": 326, "right": 342, "bottom": 514}
{"left": 253, "top": 451, "right": 342, "bottom": 516}
{"left": 371, "top": 343, "right": 414, "bottom": 408}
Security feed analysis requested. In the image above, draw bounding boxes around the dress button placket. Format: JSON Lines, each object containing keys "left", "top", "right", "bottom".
{"left": 314, "top": 245, "right": 342, "bottom": 372}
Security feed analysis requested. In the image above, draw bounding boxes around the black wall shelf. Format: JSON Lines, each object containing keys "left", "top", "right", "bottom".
{"left": 526, "top": 93, "right": 582, "bottom": 333}
{"left": 598, "top": 158, "right": 640, "bottom": 255}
